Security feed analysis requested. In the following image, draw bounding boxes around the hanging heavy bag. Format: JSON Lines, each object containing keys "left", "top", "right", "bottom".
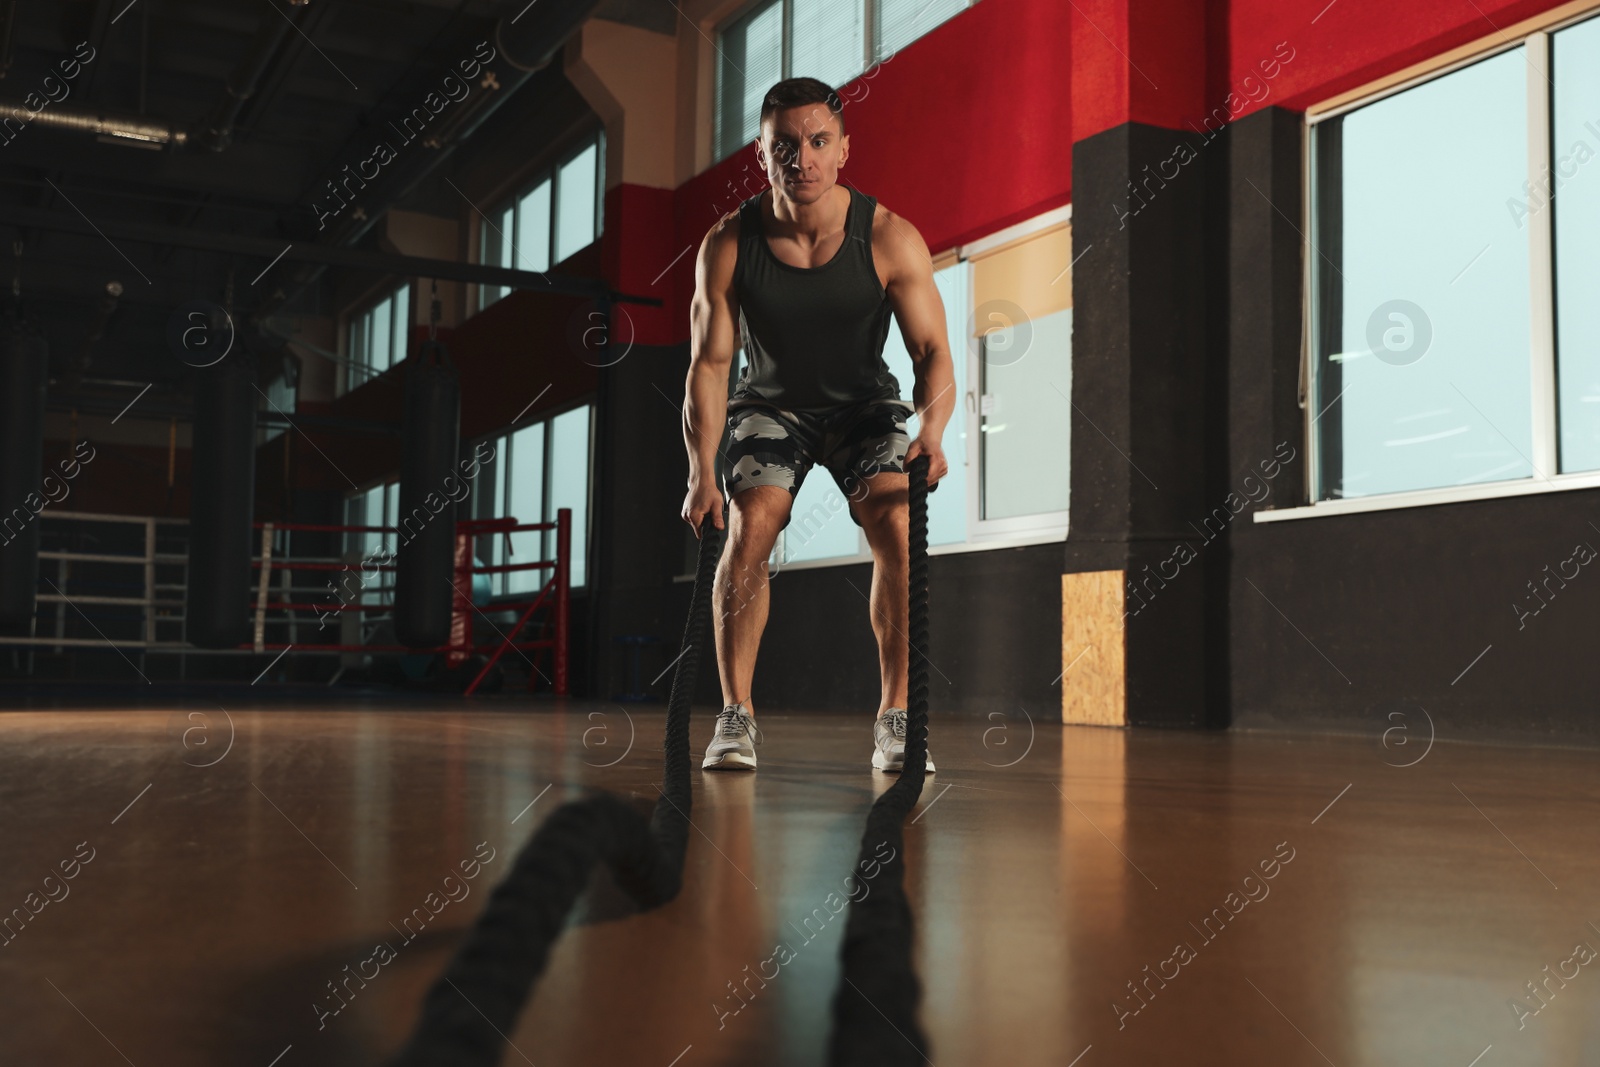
{"left": 187, "top": 349, "right": 258, "bottom": 649}
{"left": 394, "top": 338, "right": 461, "bottom": 648}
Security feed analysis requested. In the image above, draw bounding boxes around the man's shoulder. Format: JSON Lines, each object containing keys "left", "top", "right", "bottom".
{"left": 705, "top": 189, "right": 768, "bottom": 246}
{"left": 698, "top": 203, "right": 747, "bottom": 287}
{"left": 865, "top": 197, "right": 909, "bottom": 237}
{"left": 866, "top": 199, "right": 932, "bottom": 274}
{"left": 705, "top": 203, "right": 744, "bottom": 248}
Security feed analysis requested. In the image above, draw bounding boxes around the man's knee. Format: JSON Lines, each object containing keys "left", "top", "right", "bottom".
{"left": 726, "top": 487, "right": 788, "bottom": 558}
{"left": 850, "top": 475, "right": 908, "bottom": 537}
{"left": 731, "top": 483, "right": 789, "bottom": 523}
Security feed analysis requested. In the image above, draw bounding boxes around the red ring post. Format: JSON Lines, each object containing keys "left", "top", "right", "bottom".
{"left": 554, "top": 507, "right": 570, "bottom": 696}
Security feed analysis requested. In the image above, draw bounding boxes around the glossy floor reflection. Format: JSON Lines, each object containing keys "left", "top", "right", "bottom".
{"left": 1, "top": 699, "right": 1597, "bottom": 1066}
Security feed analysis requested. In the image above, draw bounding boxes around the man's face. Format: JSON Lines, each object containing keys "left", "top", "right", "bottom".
{"left": 757, "top": 103, "right": 848, "bottom": 206}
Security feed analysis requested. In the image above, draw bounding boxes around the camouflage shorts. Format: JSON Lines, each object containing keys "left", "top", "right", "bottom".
{"left": 724, "top": 398, "right": 915, "bottom": 529}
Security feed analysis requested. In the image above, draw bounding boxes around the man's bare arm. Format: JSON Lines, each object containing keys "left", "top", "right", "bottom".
{"left": 682, "top": 213, "right": 740, "bottom": 532}
{"left": 877, "top": 206, "right": 956, "bottom": 482}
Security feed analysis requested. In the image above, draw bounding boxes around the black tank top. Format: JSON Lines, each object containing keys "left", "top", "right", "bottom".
{"left": 730, "top": 185, "right": 909, "bottom": 413}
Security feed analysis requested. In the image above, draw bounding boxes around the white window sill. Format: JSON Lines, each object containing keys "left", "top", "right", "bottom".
{"left": 1253, "top": 469, "right": 1600, "bottom": 523}
{"left": 672, "top": 526, "right": 1065, "bottom": 581}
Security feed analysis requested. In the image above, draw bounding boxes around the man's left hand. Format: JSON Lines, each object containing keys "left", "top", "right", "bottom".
{"left": 904, "top": 435, "right": 948, "bottom": 488}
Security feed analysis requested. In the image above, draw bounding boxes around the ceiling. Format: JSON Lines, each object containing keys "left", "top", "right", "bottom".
{"left": 0, "top": 0, "right": 675, "bottom": 423}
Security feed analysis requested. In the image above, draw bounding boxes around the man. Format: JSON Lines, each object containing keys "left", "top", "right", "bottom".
{"left": 680, "top": 77, "right": 956, "bottom": 773}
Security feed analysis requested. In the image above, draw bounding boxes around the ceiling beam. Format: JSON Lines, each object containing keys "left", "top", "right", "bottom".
{"left": 46, "top": 394, "right": 403, "bottom": 436}
{"left": 0, "top": 203, "right": 660, "bottom": 305}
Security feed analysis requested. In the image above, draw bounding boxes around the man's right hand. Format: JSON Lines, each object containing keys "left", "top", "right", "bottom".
{"left": 682, "top": 478, "right": 726, "bottom": 539}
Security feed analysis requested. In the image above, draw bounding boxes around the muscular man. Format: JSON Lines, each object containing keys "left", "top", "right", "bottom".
{"left": 681, "top": 77, "right": 956, "bottom": 773}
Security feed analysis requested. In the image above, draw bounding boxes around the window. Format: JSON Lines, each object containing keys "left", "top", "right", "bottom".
{"left": 874, "top": 0, "right": 968, "bottom": 58}
{"left": 341, "top": 283, "right": 412, "bottom": 396}
{"left": 472, "top": 403, "right": 594, "bottom": 591}
{"left": 260, "top": 369, "right": 296, "bottom": 443}
{"left": 343, "top": 481, "right": 399, "bottom": 625}
{"left": 479, "top": 130, "right": 605, "bottom": 309}
{"left": 714, "top": 0, "right": 978, "bottom": 161}
{"left": 717, "top": 207, "right": 1071, "bottom": 573}
{"left": 979, "top": 307, "right": 1072, "bottom": 520}
{"left": 1306, "top": 14, "right": 1600, "bottom": 507}
{"left": 1552, "top": 16, "right": 1600, "bottom": 472}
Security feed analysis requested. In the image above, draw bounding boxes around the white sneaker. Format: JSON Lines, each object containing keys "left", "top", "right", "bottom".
{"left": 871, "top": 708, "right": 935, "bottom": 773}
{"left": 702, "top": 703, "right": 758, "bottom": 770}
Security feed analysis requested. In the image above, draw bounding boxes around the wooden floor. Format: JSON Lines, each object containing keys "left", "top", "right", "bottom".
{"left": 1, "top": 697, "right": 1597, "bottom": 1066}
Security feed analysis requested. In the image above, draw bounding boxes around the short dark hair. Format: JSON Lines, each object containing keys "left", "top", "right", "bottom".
{"left": 759, "top": 77, "right": 845, "bottom": 137}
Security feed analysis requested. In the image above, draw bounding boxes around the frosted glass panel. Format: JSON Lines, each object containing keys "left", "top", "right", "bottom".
{"left": 782, "top": 464, "right": 863, "bottom": 564}
{"left": 1313, "top": 49, "right": 1530, "bottom": 498}
{"left": 362, "top": 488, "right": 385, "bottom": 604}
{"left": 1554, "top": 16, "right": 1600, "bottom": 472}
{"left": 931, "top": 262, "right": 969, "bottom": 543}
{"left": 717, "top": 1, "right": 783, "bottom": 158}
{"left": 792, "top": 0, "right": 865, "bottom": 89}
{"left": 882, "top": 261, "right": 969, "bottom": 545}
{"left": 556, "top": 147, "right": 596, "bottom": 263}
{"left": 346, "top": 315, "right": 366, "bottom": 395}
{"left": 496, "top": 206, "right": 514, "bottom": 270}
{"left": 517, "top": 178, "right": 551, "bottom": 274}
{"left": 390, "top": 286, "right": 409, "bottom": 369}
{"left": 507, "top": 424, "right": 545, "bottom": 595}
{"left": 876, "top": 0, "right": 967, "bottom": 59}
{"left": 981, "top": 307, "right": 1070, "bottom": 520}
{"left": 548, "top": 406, "right": 591, "bottom": 588}
{"left": 369, "top": 297, "right": 391, "bottom": 379}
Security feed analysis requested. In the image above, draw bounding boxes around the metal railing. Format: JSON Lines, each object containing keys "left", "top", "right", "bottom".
{"left": 1, "top": 508, "right": 570, "bottom": 692}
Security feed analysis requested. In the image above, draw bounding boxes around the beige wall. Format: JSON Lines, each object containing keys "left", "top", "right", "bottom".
{"left": 384, "top": 209, "right": 462, "bottom": 329}
{"left": 675, "top": 0, "right": 749, "bottom": 184}
{"left": 291, "top": 315, "right": 339, "bottom": 405}
{"left": 566, "top": 18, "right": 680, "bottom": 190}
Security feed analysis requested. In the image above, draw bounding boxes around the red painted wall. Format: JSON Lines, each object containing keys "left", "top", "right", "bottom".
{"left": 1070, "top": 0, "right": 1210, "bottom": 141}
{"left": 655, "top": 0, "right": 1076, "bottom": 344}
{"left": 45, "top": 440, "right": 193, "bottom": 519}
{"left": 601, "top": 183, "right": 678, "bottom": 347}
{"left": 1231, "top": 0, "right": 1574, "bottom": 117}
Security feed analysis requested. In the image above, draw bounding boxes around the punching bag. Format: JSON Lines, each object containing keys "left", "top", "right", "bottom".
{"left": 186, "top": 350, "right": 257, "bottom": 648}
{"left": 394, "top": 339, "right": 460, "bottom": 648}
{"left": 0, "top": 308, "right": 49, "bottom": 628}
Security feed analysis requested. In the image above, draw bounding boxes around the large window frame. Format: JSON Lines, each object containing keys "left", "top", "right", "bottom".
{"left": 339, "top": 281, "right": 412, "bottom": 396}
{"left": 1263, "top": 5, "right": 1600, "bottom": 524}
{"left": 476, "top": 128, "right": 606, "bottom": 312}
{"left": 469, "top": 401, "right": 596, "bottom": 593}
{"left": 713, "top": 0, "right": 978, "bottom": 163}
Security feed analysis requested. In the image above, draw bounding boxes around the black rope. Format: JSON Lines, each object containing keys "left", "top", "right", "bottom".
{"left": 390, "top": 457, "right": 933, "bottom": 1064}
{"left": 388, "top": 511, "right": 722, "bottom": 1067}
{"left": 826, "top": 452, "right": 932, "bottom": 1065}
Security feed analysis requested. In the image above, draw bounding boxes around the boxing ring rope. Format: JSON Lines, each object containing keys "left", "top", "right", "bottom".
{"left": 387, "top": 454, "right": 934, "bottom": 1065}
{"left": 0, "top": 510, "right": 571, "bottom": 694}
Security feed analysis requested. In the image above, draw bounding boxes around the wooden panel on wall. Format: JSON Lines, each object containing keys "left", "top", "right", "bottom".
{"left": 1061, "top": 570, "right": 1126, "bottom": 726}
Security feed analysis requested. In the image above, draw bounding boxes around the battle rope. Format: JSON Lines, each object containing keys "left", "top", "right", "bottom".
{"left": 826, "top": 451, "right": 932, "bottom": 1065}
{"left": 390, "top": 455, "right": 933, "bottom": 1065}
{"left": 388, "top": 511, "right": 722, "bottom": 1067}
